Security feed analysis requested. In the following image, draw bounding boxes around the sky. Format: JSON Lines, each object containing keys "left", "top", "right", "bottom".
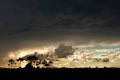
{"left": 0, "top": 0, "right": 120, "bottom": 66}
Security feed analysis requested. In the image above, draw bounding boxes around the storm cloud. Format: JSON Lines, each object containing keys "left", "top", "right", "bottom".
{"left": 0, "top": 0, "right": 120, "bottom": 64}
{"left": 55, "top": 44, "right": 75, "bottom": 58}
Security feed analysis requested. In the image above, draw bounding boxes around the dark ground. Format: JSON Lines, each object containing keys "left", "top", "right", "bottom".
{"left": 0, "top": 68, "right": 120, "bottom": 80}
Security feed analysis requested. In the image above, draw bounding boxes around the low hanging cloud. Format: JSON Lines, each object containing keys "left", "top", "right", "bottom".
{"left": 54, "top": 44, "right": 75, "bottom": 58}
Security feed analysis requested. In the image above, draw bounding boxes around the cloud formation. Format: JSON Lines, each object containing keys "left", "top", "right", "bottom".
{"left": 55, "top": 44, "right": 75, "bottom": 58}
{"left": 0, "top": 0, "right": 120, "bottom": 65}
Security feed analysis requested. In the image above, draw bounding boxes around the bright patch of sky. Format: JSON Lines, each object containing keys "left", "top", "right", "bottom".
{"left": 92, "top": 52, "right": 106, "bottom": 57}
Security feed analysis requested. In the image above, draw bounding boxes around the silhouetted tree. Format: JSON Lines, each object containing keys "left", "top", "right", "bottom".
{"left": 8, "top": 59, "right": 15, "bottom": 68}
{"left": 41, "top": 59, "right": 53, "bottom": 67}
{"left": 41, "top": 59, "right": 49, "bottom": 67}
{"left": 104, "top": 66, "right": 107, "bottom": 68}
{"left": 17, "top": 58, "right": 24, "bottom": 68}
{"left": 26, "top": 55, "right": 38, "bottom": 61}
{"left": 26, "top": 55, "right": 38, "bottom": 68}
{"left": 35, "top": 60, "right": 41, "bottom": 68}
{"left": 25, "top": 62, "right": 33, "bottom": 69}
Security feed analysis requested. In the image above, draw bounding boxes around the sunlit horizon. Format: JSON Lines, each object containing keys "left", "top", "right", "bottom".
{"left": 1, "top": 44, "right": 120, "bottom": 68}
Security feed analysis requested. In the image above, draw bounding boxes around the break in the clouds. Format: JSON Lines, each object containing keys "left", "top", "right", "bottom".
{"left": 0, "top": 0, "right": 120, "bottom": 62}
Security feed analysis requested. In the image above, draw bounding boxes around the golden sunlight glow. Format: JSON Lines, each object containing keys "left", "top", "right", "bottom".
{"left": 3, "top": 45, "right": 120, "bottom": 68}
{"left": 8, "top": 46, "right": 56, "bottom": 59}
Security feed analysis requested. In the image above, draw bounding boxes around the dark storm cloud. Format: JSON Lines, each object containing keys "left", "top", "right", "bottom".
{"left": 0, "top": 0, "right": 120, "bottom": 15}
{"left": 55, "top": 44, "right": 75, "bottom": 58}
{"left": 0, "top": 0, "right": 120, "bottom": 61}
